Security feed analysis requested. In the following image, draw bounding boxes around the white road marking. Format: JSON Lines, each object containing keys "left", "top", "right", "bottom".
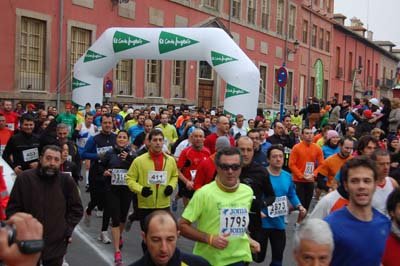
{"left": 74, "top": 225, "right": 114, "bottom": 265}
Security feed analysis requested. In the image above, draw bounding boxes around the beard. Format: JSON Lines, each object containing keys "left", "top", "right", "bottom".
{"left": 39, "top": 165, "right": 59, "bottom": 180}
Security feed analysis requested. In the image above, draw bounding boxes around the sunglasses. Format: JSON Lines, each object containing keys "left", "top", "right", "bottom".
{"left": 218, "top": 163, "right": 241, "bottom": 171}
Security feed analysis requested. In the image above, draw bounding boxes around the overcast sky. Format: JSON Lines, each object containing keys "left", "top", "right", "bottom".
{"left": 334, "top": 0, "right": 400, "bottom": 48}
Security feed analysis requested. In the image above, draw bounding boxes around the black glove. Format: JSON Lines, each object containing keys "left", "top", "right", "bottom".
{"left": 164, "top": 185, "right": 173, "bottom": 196}
{"left": 141, "top": 187, "right": 153, "bottom": 197}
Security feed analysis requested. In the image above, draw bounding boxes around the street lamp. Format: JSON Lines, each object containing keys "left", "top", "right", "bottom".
{"left": 287, "top": 40, "right": 300, "bottom": 56}
{"left": 351, "top": 65, "right": 363, "bottom": 99}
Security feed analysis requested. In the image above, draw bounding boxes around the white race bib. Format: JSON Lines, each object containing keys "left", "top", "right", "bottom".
{"left": 190, "top": 170, "right": 197, "bottom": 181}
{"left": 147, "top": 171, "right": 167, "bottom": 185}
{"left": 96, "top": 146, "right": 112, "bottom": 156}
{"left": 62, "top": 171, "right": 72, "bottom": 177}
{"left": 304, "top": 162, "right": 315, "bottom": 176}
{"left": 22, "top": 148, "right": 39, "bottom": 162}
{"left": 267, "top": 196, "right": 288, "bottom": 218}
{"left": 111, "top": 169, "right": 127, "bottom": 186}
{"left": 220, "top": 208, "right": 249, "bottom": 236}
{"left": 6, "top": 123, "right": 14, "bottom": 131}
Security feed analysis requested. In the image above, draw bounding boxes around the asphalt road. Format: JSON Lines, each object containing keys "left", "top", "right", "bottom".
{"left": 65, "top": 181, "right": 304, "bottom": 266}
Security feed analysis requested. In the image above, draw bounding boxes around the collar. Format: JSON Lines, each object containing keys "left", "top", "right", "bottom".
{"left": 215, "top": 177, "right": 239, "bottom": 192}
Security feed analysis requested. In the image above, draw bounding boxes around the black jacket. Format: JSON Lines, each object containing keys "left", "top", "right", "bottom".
{"left": 129, "top": 248, "right": 210, "bottom": 266}
{"left": 240, "top": 161, "right": 275, "bottom": 234}
{"left": 6, "top": 169, "right": 83, "bottom": 260}
{"left": 2, "top": 131, "right": 40, "bottom": 170}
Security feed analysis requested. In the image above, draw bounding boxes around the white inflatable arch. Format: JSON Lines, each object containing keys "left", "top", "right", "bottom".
{"left": 73, "top": 27, "right": 259, "bottom": 119}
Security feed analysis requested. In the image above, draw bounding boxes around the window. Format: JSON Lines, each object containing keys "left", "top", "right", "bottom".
{"left": 231, "top": 0, "right": 241, "bottom": 19}
{"left": 288, "top": 5, "right": 296, "bottom": 40}
{"left": 274, "top": 68, "right": 293, "bottom": 105}
{"left": 319, "top": 28, "right": 324, "bottom": 50}
{"left": 19, "top": 17, "right": 46, "bottom": 91}
{"left": 276, "top": 0, "right": 285, "bottom": 35}
{"left": 311, "top": 25, "right": 317, "bottom": 47}
{"left": 203, "top": 0, "right": 218, "bottom": 9}
{"left": 326, "top": 0, "right": 331, "bottom": 13}
{"left": 115, "top": 60, "right": 133, "bottom": 95}
{"left": 348, "top": 52, "right": 353, "bottom": 81}
{"left": 199, "top": 61, "right": 213, "bottom": 80}
{"left": 259, "top": 65, "right": 267, "bottom": 104}
{"left": 261, "top": 0, "right": 271, "bottom": 30}
{"left": 247, "top": 0, "right": 256, "bottom": 25}
{"left": 313, "top": 0, "right": 319, "bottom": 6}
{"left": 172, "top": 60, "right": 186, "bottom": 98}
{"left": 335, "top": 46, "right": 341, "bottom": 77}
{"left": 70, "top": 27, "right": 91, "bottom": 89}
{"left": 302, "top": 20, "right": 308, "bottom": 44}
{"left": 145, "top": 60, "right": 162, "bottom": 97}
{"left": 325, "top": 31, "right": 330, "bottom": 52}
{"left": 319, "top": 0, "right": 324, "bottom": 9}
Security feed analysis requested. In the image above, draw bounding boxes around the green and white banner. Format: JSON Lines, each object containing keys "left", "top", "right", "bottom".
{"left": 73, "top": 27, "right": 259, "bottom": 120}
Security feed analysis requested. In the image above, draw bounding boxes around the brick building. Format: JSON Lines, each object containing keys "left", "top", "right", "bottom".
{"left": 0, "top": 0, "right": 398, "bottom": 113}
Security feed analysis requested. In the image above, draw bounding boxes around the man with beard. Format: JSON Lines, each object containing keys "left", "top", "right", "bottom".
{"left": 2, "top": 115, "right": 40, "bottom": 176}
{"left": 6, "top": 145, "right": 83, "bottom": 266}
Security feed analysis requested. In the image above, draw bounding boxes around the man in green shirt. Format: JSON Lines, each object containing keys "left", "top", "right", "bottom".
{"left": 179, "top": 147, "right": 260, "bottom": 266}
{"left": 56, "top": 102, "right": 77, "bottom": 139}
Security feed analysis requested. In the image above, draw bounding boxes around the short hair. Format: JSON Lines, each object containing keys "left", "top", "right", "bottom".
{"left": 41, "top": 145, "right": 62, "bottom": 156}
{"left": 386, "top": 188, "right": 400, "bottom": 215}
{"left": 247, "top": 128, "right": 260, "bottom": 136}
{"left": 148, "top": 128, "right": 164, "bottom": 141}
{"left": 339, "top": 137, "right": 354, "bottom": 146}
{"left": 266, "top": 144, "right": 285, "bottom": 159}
{"left": 235, "top": 114, "right": 244, "bottom": 122}
{"left": 216, "top": 115, "right": 228, "bottom": 124}
{"left": 117, "top": 130, "right": 129, "bottom": 137}
{"left": 356, "top": 135, "right": 378, "bottom": 155}
{"left": 142, "top": 210, "right": 178, "bottom": 235}
{"left": 236, "top": 136, "right": 253, "bottom": 147}
{"left": 301, "top": 127, "right": 312, "bottom": 134}
{"left": 293, "top": 218, "right": 334, "bottom": 253}
{"left": 215, "top": 147, "right": 243, "bottom": 167}
{"left": 100, "top": 113, "right": 112, "bottom": 123}
{"left": 20, "top": 114, "right": 34, "bottom": 123}
{"left": 56, "top": 123, "right": 69, "bottom": 131}
{"left": 85, "top": 113, "right": 94, "bottom": 118}
{"left": 341, "top": 156, "right": 378, "bottom": 183}
{"left": 371, "top": 127, "right": 384, "bottom": 135}
{"left": 371, "top": 148, "right": 390, "bottom": 160}
{"left": 283, "top": 115, "right": 291, "bottom": 121}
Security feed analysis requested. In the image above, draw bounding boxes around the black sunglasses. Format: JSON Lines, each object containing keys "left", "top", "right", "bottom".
{"left": 218, "top": 163, "right": 241, "bottom": 171}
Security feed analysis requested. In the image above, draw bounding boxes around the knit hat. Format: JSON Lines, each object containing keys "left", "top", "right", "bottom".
{"left": 127, "top": 108, "right": 134, "bottom": 114}
{"left": 215, "top": 136, "right": 231, "bottom": 151}
{"left": 326, "top": 130, "right": 339, "bottom": 140}
{"left": 363, "top": 110, "right": 373, "bottom": 119}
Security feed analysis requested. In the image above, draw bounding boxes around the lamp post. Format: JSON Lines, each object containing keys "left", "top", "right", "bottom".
{"left": 351, "top": 65, "right": 363, "bottom": 99}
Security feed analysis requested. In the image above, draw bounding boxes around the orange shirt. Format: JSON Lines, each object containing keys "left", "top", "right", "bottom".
{"left": 316, "top": 154, "right": 352, "bottom": 187}
{"left": 0, "top": 128, "right": 12, "bottom": 156}
{"left": 289, "top": 141, "right": 324, "bottom": 183}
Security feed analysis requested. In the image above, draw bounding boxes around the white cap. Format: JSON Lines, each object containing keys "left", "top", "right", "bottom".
{"left": 369, "top": 98, "right": 379, "bottom": 107}
{"left": 127, "top": 108, "right": 134, "bottom": 114}
{"left": 210, "top": 110, "right": 216, "bottom": 116}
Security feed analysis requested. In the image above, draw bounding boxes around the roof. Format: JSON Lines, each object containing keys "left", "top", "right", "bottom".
{"left": 373, "top": 41, "right": 396, "bottom": 47}
{"left": 333, "top": 13, "right": 347, "bottom": 19}
{"left": 333, "top": 23, "right": 399, "bottom": 62}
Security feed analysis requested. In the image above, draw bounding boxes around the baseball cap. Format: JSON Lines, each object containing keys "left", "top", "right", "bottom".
{"left": 210, "top": 110, "right": 216, "bottom": 116}
{"left": 369, "top": 98, "right": 379, "bottom": 107}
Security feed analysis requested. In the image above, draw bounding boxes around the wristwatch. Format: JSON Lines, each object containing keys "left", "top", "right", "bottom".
{"left": 17, "top": 240, "right": 44, "bottom": 254}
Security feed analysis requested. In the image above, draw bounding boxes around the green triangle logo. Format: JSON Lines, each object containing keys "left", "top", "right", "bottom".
{"left": 211, "top": 51, "right": 238, "bottom": 66}
{"left": 158, "top": 31, "right": 199, "bottom": 54}
{"left": 72, "top": 78, "right": 90, "bottom": 90}
{"left": 84, "top": 50, "right": 106, "bottom": 62}
{"left": 223, "top": 109, "right": 237, "bottom": 119}
{"left": 113, "top": 31, "right": 150, "bottom": 53}
{"left": 225, "top": 84, "right": 249, "bottom": 98}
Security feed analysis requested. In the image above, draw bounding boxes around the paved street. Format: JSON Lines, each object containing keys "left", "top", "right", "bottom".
{"left": 66, "top": 181, "right": 304, "bottom": 266}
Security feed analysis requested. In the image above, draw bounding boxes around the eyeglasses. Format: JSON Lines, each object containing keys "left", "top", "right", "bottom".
{"left": 218, "top": 163, "right": 241, "bottom": 171}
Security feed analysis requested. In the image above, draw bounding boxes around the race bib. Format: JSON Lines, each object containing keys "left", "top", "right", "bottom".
{"left": 22, "top": 148, "right": 39, "bottom": 162}
{"left": 147, "top": 171, "right": 167, "bottom": 185}
{"left": 6, "top": 123, "right": 14, "bottom": 131}
{"left": 190, "top": 170, "right": 197, "bottom": 181}
{"left": 304, "top": 162, "right": 315, "bottom": 176}
{"left": 220, "top": 208, "right": 249, "bottom": 236}
{"left": 267, "top": 196, "right": 288, "bottom": 218}
{"left": 96, "top": 146, "right": 112, "bottom": 156}
{"left": 62, "top": 171, "right": 72, "bottom": 177}
{"left": 111, "top": 169, "right": 127, "bottom": 186}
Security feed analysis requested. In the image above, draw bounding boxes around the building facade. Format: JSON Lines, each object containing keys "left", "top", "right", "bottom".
{"left": 0, "top": 0, "right": 398, "bottom": 113}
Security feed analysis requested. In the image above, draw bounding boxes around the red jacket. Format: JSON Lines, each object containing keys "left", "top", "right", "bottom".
{"left": 193, "top": 154, "right": 216, "bottom": 190}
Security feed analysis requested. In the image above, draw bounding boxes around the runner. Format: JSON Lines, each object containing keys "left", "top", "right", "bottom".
{"left": 179, "top": 147, "right": 260, "bottom": 266}
{"left": 126, "top": 129, "right": 178, "bottom": 252}
{"left": 257, "top": 144, "right": 306, "bottom": 264}
{"left": 324, "top": 156, "right": 391, "bottom": 266}
{"left": 100, "top": 130, "right": 135, "bottom": 266}
{"left": 204, "top": 116, "right": 234, "bottom": 154}
{"left": 382, "top": 188, "right": 400, "bottom": 266}
{"left": 289, "top": 127, "right": 324, "bottom": 224}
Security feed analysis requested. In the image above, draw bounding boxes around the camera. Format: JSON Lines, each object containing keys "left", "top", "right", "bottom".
{"left": 0, "top": 221, "right": 16, "bottom": 246}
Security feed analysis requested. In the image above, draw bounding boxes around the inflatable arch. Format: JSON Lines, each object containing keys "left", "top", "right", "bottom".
{"left": 73, "top": 27, "right": 260, "bottom": 119}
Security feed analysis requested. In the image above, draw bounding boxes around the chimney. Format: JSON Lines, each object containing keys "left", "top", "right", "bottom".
{"left": 333, "top": 13, "right": 346, "bottom": 26}
{"left": 350, "top": 17, "right": 363, "bottom": 27}
{"left": 366, "top": 31, "right": 373, "bottom": 41}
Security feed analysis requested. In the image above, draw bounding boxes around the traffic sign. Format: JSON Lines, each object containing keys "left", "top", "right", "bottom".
{"left": 276, "top": 67, "right": 288, "bottom": 87}
{"left": 104, "top": 79, "right": 113, "bottom": 93}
